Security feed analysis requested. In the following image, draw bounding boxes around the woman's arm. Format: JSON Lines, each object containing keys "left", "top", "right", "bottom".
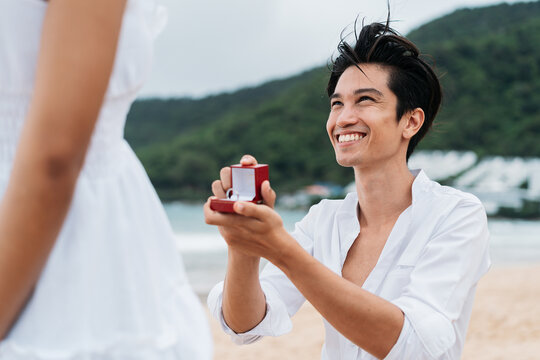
{"left": 0, "top": 0, "right": 127, "bottom": 339}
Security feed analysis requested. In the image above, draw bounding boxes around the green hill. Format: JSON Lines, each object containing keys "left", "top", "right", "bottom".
{"left": 125, "top": 1, "right": 540, "bottom": 200}
{"left": 407, "top": 1, "right": 540, "bottom": 156}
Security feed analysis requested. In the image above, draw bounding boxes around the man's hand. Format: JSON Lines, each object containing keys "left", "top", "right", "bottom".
{"left": 204, "top": 155, "right": 288, "bottom": 263}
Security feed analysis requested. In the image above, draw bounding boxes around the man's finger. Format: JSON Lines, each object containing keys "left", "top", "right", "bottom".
{"left": 211, "top": 180, "right": 227, "bottom": 198}
{"left": 240, "top": 154, "right": 258, "bottom": 166}
{"left": 261, "top": 180, "right": 276, "bottom": 208}
{"left": 204, "top": 198, "right": 260, "bottom": 227}
{"left": 233, "top": 201, "right": 269, "bottom": 221}
{"left": 220, "top": 167, "right": 232, "bottom": 191}
{"left": 204, "top": 198, "right": 235, "bottom": 226}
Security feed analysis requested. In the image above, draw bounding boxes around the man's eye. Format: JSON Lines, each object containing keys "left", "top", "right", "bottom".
{"left": 358, "top": 96, "right": 374, "bottom": 103}
{"left": 330, "top": 101, "right": 343, "bottom": 108}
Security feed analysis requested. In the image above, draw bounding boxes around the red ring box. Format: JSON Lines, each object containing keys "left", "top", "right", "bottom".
{"left": 210, "top": 164, "right": 269, "bottom": 213}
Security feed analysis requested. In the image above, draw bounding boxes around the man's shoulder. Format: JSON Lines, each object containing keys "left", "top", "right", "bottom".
{"left": 415, "top": 177, "right": 487, "bottom": 229}
{"left": 429, "top": 182, "right": 483, "bottom": 207}
{"left": 418, "top": 173, "right": 483, "bottom": 209}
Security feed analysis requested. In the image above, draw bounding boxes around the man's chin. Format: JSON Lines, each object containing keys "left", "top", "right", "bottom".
{"left": 335, "top": 156, "right": 358, "bottom": 168}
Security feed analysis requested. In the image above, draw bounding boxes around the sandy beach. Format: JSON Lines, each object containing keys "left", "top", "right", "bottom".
{"left": 206, "top": 264, "right": 540, "bottom": 360}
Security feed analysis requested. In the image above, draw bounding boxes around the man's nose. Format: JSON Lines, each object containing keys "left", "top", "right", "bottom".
{"left": 336, "top": 105, "right": 358, "bottom": 127}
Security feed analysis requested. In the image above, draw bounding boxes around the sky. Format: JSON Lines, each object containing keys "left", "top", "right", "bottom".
{"left": 139, "top": 0, "right": 531, "bottom": 99}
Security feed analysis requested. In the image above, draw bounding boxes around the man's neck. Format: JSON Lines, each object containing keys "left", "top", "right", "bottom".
{"left": 353, "top": 161, "right": 415, "bottom": 229}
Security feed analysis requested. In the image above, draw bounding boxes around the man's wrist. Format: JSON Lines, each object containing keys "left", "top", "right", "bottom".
{"left": 228, "top": 249, "right": 260, "bottom": 268}
{"left": 267, "top": 229, "right": 305, "bottom": 271}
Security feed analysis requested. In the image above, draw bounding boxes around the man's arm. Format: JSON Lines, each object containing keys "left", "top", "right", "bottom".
{"left": 208, "top": 156, "right": 268, "bottom": 333}
{"left": 221, "top": 251, "right": 267, "bottom": 333}
{"left": 0, "top": 0, "right": 127, "bottom": 338}
{"left": 387, "top": 200, "right": 490, "bottom": 359}
{"left": 275, "top": 236, "right": 404, "bottom": 358}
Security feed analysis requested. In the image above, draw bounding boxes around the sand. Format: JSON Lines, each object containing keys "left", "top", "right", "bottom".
{"left": 206, "top": 264, "right": 540, "bottom": 359}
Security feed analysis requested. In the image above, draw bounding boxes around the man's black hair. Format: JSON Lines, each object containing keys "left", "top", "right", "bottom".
{"left": 327, "top": 19, "right": 442, "bottom": 160}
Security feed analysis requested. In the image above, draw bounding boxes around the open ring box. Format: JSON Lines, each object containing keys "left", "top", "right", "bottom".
{"left": 210, "top": 164, "right": 269, "bottom": 213}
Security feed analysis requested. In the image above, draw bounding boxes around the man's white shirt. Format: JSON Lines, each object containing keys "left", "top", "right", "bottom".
{"left": 208, "top": 170, "right": 491, "bottom": 359}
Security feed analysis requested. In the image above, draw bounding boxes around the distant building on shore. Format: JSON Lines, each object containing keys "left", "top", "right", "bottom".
{"left": 409, "top": 151, "right": 540, "bottom": 218}
{"left": 278, "top": 151, "right": 540, "bottom": 219}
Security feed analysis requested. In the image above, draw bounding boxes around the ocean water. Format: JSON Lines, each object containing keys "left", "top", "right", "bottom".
{"left": 164, "top": 202, "right": 540, "bottom": 295}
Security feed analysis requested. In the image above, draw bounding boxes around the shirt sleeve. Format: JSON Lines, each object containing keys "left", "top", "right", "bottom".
{"left": 385, "top": 199, "right": 491, "bottom": 359}
{"left": 206, "top": 202, "right": 322, "bottom": 345}
{"left": 206, "top": 279, "right": 298, "bottom": 345}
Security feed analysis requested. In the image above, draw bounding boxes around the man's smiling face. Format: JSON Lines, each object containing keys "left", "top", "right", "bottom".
{"left": 326, "top": 64, "right": 410, "bottom": 169}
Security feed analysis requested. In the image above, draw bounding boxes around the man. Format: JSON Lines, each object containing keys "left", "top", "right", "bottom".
{"left": 204, "top": 21, "right": 490, "bottom": 360}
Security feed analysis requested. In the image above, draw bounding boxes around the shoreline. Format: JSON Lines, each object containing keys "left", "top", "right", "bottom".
{"left": 203, "top": 263, "right": 540, "bottom": 360}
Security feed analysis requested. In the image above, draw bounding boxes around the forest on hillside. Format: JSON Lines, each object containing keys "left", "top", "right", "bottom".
{"left": 125, "top": 1, "right": 540, "bottom": 200}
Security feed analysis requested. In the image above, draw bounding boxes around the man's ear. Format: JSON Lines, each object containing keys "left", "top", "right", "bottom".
{"left": 402, "top": 108, "right": 425, "bottom": 140}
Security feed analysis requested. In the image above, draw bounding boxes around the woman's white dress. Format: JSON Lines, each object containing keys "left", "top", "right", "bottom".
{"left": 0, "top": 0, "right": 212, "bottom": 358}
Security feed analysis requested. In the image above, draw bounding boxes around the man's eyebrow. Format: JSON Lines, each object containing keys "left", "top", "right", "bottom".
{"left": 354, "top": 88, "right": 383, "bottom": 97}
{"left": 330, "top": 88, "right": 384, "bottom": 100}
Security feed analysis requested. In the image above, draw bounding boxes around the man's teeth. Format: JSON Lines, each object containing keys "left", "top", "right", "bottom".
{"left": 338, "top": 133, "right": 364, "bottom": 143}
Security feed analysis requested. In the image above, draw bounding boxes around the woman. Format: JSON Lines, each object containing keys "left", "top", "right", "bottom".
{"left": 0, "top": 0, "right": 211, "bottom": 358}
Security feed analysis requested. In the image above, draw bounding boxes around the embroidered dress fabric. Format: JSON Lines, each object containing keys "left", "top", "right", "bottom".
{"left": 0, "top": 0, "right": 212, "bottom": 358}
{"left": 208, "top": 170, "right": 491, "bottom": 360}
